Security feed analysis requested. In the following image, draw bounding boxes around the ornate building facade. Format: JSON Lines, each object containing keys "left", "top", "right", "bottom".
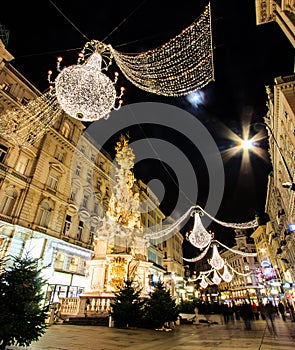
{"left": 0, "top": 39, "right": 184, "bottom": 307}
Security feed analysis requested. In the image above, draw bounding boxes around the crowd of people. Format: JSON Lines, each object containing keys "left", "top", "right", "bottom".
{"left": 217, "top": 299, "right": 295, "bottom": 334}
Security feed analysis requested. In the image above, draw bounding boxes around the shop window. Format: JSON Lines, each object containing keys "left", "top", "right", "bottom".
{"left": 69, "top": 256, "right": 78, "bottom": 272}
{"left": 54, "top": 252, "right": 65, "bottom": 270}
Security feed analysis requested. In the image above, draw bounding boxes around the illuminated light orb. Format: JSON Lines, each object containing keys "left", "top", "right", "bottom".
{"left": 55, "top": 52, "right": 122, "bottom": 121}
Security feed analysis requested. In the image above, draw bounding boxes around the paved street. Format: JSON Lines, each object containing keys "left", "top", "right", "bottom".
{"left": 9, "top": 317, "right": 295, "bottom": 350}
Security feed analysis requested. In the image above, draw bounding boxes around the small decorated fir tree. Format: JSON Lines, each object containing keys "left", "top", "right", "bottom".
{"left": 0, "top": 255, "right": 49, "bottom": 350}
{"left": 110, "top": 279, "right": 145, "bottom": 328}
{"left": 144, "top": 282, "right": 179, "bottom": 329}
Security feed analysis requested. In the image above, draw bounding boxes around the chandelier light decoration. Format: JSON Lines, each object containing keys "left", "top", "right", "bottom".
{"left": 208, "top": 244, "right": 225, "bottom": 270}
{"left": 221, "top": 264, "right": 233, "bottom": 283}
{"left": 212, "top": 269, "right": 222, "bottom": 285}
{"left": 52, "top": 41, "right": 125, "bottom": 122}
{"left": 0, "top": 90, "right": 62, "bottom": 147}
{"left": 187, "top": 211, "right": 213, "bottom": 249}
{"left": 200, "top": 274, "right": 209, "bottom": 289}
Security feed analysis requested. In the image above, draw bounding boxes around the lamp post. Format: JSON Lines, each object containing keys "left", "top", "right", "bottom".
{"left": 253, "top": 122, "right": 295, "bottom": 191}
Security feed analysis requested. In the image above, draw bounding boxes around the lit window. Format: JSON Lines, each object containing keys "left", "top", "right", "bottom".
{"left": 61, "top": 121, "right": 71, "bottom": 138}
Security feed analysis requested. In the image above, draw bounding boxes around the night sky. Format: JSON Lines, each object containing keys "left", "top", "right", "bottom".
{"left": 1, "top": 1, "right": 294, "bottom": 256}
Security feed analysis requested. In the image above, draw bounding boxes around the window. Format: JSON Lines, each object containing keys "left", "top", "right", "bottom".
{"left": 15, "top": 155, "right": 29, "bottom": 174}
{"left": 47, "top": 172, "right": 59, "bottom": 191}
{"left": 91, "top": 153, "right": 96, "bottom": 162}
{"left": 60, "top": 121, "right": 71, "bottom": 138}
{"left": 71, "top": 187, "right": 77, "bottom": 201}
{"left": 21, "top": 97, "right": 29, "bottom": 105}
{"left": 75, "top": 165, "right": 81, "bottom": 176}
{"left": 77, "top": 221, "right": 84, "bottom": 241}
{"left": 94, "top": 202, "right": 98, "bottom": 214}
{"left": 54, "top": 252, "right": 65, "bottom": 270}
{"left": 82, "top": 194, "right": 89, "bottom": 208}
{"left": 54, "top": 148, "right": 64, "bottom": 162}
{"left": 0, "top": 144, "right": 8, "bottom": 163}
{"left": 69, "top": 257, "right": 78, "bottom": 272}
{"left": 89, "top": 226, "right": 95, "bottom": 245}
{"left": 2, "top": 82, "right": 11, "bottom": 92}
{"left": 87, "top": 170, "right": 92, "bottom": 183}
{"left": 0, "top": 189, "right": 16, "bottom": 216}
{"left": 37, "top": 202, "right": 52, "bottom": 227}
{"left": 63, "top": 215, "right": 71, "bottom": 235}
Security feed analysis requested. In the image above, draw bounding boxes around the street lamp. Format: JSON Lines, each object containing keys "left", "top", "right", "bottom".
{"left": 253, "top": 122, "right": 295, "bottom": 191}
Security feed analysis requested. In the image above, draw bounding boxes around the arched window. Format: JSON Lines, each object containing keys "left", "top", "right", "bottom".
{"left": 37, "top": 201, "right": 52, "bottom": 227}
{"left": 0, "top": 189, "right": 16, "bottom": 216}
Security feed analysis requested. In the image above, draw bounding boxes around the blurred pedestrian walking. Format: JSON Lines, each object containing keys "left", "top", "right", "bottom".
{"left": 264, "top": 300, "right": 277, "bottom": 336}
{"left": 278, "top": 301, "right": 286, "bottom": 321}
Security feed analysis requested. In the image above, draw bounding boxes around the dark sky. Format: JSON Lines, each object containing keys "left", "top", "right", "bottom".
{"left": 1, "top": 1, "right": 294, "bottom": 254}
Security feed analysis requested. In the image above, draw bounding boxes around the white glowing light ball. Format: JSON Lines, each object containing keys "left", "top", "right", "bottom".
{"left": 55, "top": 52, "right": 117, "bottom": 121}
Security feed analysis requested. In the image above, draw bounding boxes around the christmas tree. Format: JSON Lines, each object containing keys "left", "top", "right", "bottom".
{"left": 0, "top": 255, "right": 48, "bottom": 350}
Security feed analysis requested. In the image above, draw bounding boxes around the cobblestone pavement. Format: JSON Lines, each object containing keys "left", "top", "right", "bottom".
{"left": 8, "top": 317, "right": 295, "bottom": 350}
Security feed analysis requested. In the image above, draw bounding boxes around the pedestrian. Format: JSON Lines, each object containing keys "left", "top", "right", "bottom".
{"left": 252, "top": 302, "right": 259, "bottom": 320}
{"left": 264, "top": 300, "right": 277, "bottom": 336}
{"left": 278, "top": 301, "right": 286, "bottom": 321}
{"left": 240, "top": 301, "right": 252, "bottom": 330}
{"left": 221, "top": 302, "right": 229, "bottom": 324}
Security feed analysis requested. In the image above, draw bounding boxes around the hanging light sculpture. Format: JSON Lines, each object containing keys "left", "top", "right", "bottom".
{"left": 54, "top": 41, "right": 124, "bottom": 121}
{"left": 209, "top": 244, "right": 224, "bottom": 270}
{"left": 188, "top": 211, "right": 213, "bottom": 249}
{"left": 221, "top": 264, "right": 233, "bottom": 283}
{"left": 200, "top": 274, "right": 208, "bottom": 289}
{"left": 212, "top": 269, "right": 222, "bottom": 285}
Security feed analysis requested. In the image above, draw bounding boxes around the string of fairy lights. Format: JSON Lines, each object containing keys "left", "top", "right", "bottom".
{"left": 110, "top": 3, "right": 214, "bottom": 96}
{"left": 0, "top": 90, "right": 62, "bottom": 147}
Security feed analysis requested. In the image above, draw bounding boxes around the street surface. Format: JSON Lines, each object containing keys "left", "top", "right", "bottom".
{"left": 8, "top": 317, "right": 295, "bottom": 350}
